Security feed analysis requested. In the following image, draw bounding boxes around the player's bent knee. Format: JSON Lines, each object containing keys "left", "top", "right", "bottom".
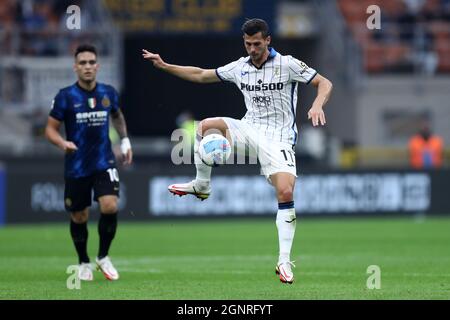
{"left": 277, "top": 188, "right": 294, "bottom": 202}
{"left": 199, "top": 119, "right": 217, "bottom": 136}
{"left": 199, "top": 118, "right": 227, "bottom": 137}
{"left": 197, "top": 119, "right": 206, "bottom": 136}
{"left": 71, "top": 210, "right": 89, "bottom": 223}
{"left": 100, "top": 201, "right": 118, "bottom": 214}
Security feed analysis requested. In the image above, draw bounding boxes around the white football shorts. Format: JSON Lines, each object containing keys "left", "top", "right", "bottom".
{"left": 220, "top": 117, "right": 297, "bottom": 182}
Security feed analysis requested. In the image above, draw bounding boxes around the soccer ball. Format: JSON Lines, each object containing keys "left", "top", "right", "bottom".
{"left": 198, "top": 134, "right": 231, "bottom": 167}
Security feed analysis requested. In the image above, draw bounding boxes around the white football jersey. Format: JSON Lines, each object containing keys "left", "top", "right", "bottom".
{"left": 216, "top": 47, "right": 317, "bottom": 145}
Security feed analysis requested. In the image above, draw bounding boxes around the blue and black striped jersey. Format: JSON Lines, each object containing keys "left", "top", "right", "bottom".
{"left": 50, "top": 82, "right": 119, "bottom": 178}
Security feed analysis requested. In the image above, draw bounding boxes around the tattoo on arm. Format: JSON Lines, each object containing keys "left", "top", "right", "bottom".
{"left": 111, "top": 109, "right": 128, "bottom": 139}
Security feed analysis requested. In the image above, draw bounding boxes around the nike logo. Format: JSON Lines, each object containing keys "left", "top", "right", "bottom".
{"left": 74, "top": 103, "right": 82, "bottom": 108}
{"left": 285, "top": 218, "right": 296, "bottom": 223}
{"left": 241, "top": 71, "right": 249, "bottom": 76}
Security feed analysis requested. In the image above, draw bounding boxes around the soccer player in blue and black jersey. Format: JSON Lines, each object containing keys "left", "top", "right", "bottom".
{"left": 45, "top": 44, "right": 132, "bottom": 281}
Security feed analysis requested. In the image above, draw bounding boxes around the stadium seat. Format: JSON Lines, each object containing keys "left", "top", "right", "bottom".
{"left": 338, "top": 0, "right": 450, "bottom": 74}
{"left": 436, "top": 46, "right": 450, "bottom": 73}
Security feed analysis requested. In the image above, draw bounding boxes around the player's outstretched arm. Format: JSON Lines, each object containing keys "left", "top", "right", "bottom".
{"left": 307, "top": 74, "right": 333, "bottom": 127}
{"left": 142, "top": 49, "right": 220, "bottom": 84}
{"left": 45, "top": 116, "right": 78, "bottom": 153}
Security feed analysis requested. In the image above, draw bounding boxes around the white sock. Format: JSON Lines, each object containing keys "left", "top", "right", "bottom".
{"left": 276, "top": 201, "right": 296, "bottom": 263}
{"left": 194, "top": 133, "right": 211, "bottom": 182}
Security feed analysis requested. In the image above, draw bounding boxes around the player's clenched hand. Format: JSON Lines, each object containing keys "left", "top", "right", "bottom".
{"left": 61, "top": 141, "right": 78, "bottom": 153}
{"left": 142, "top": 49, "right": 165, "bottom": 69}
{"left": 122, "top": 149, "right": 133, "bottom": 166}
{"left": 307, "top": 106, "right": 326, "bottom": 127}
{"left": 120, "top": 137, "right": 133, "bottom": 166}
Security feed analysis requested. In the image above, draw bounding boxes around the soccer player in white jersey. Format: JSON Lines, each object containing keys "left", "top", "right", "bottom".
{"left": 142, "top": 18, "right": 333, "bottom": 284}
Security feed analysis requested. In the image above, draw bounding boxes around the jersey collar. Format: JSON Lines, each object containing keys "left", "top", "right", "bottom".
{"left": 246, "top": 47, "right": 277, "bottom": 69}
{"left": 76, "top": 81, "right": 97, "bottom": 93}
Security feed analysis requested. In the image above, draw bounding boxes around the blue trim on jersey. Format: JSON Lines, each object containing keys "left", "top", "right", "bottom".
{"left": 268, "top": 47, "right": 277, "bottom": 59}
{"left": 246, "top": 47, "right": 278, "bottom": 68}
{"left": 306, "top": 71, "right": 318, "bottom": 85}
{"left": 215, "top": 69, "right": 226, "bottom": 82}
{"left": 278, "top": 201, "right": 295, "bottom": 210}
{"left": 290, "top": 82, "right": 298, "bottom": 145}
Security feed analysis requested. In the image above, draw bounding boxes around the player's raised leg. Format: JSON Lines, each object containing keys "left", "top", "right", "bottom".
{"left": 96, "top": 195, "right": 119, "bottom": 280}
{"left": 168, "top": 117, "right": 230, "bottom": 200}
{"left": 70, "top": 209, "right": 93, "bottom": 281}
{"left": 271, "top": 172, "right": 297, "bottom": 284}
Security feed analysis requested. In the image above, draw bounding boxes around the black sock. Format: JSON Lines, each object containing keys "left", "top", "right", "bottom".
{"left": 98, "top": 213, "right": 117, "bottom": 259}
{"left": 70, "top": 220, "right": 89, "bottom": 264}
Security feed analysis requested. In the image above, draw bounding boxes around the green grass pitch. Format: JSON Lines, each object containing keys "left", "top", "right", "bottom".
{"left": 0, "top": 216, "right": 449, "bottom": 299}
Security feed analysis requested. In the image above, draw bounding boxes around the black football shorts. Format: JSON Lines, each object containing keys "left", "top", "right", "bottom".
{"left": 64, "top": 168, "right": 120, "bottom": 212}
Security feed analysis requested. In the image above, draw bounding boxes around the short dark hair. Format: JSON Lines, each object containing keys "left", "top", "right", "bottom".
{"left": 74, "top": 44, "right": 97, "bottom": 59}
{"left": 241, "top": 18, "right": 270, "bottom": 38}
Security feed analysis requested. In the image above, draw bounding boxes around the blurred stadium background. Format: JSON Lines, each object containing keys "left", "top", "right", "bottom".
{"left": 0, "top": 0, "right": 450, "bottom": 299}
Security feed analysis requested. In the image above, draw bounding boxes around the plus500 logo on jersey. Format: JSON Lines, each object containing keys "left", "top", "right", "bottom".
{"left": 240, "top": 82, "right": 284, "bottom": 91}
